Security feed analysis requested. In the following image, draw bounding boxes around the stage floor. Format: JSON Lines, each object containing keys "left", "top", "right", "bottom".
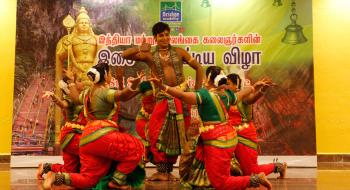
{"left": 2, "top": 164, "right": 350, "bottom": 189}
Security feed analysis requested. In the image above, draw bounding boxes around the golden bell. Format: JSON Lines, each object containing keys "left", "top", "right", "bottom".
{"left": 273, "top": 0, "right": 282, "bottom": 6}
{"left": 282, "top": 23, "right": 307, "bottom": 45}
{"left": 201, "top": 0, "right": 211, "bottom": 8}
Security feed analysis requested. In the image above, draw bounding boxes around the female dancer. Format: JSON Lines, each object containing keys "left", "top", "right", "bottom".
{"left": 227, "top": 73, "right": 287, "bottom": 178}
{"left": 149, "top": 66, "right": 272, "bottom": 190}
{"left": 135, "top": 81, "right": 156, "bottom": 162}
{"left": 37, "top": 76, "right": 86, "bottom": 179}
{"left": 43, "top": 62, "right": 145, "bottom": 190}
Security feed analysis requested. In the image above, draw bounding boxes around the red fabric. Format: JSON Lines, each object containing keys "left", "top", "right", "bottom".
{"left": 237, "top": 122, "right": 258, "bottom": 142}
{"left": 194, "top": 124, "right": 250, "bottom": 190}
{"left": 228, "top": 106, "right": 242, "bottom": 126}
{"left": 68, "top": 122, "right": 144, "bottom": 189}
{"left": 235, "top": 122, "right": 274, "bottom": 176}
{"left": 203, "top": 145, "right": 250, "bottom": 190}
{"left": 51, "top": 133, "right": 81, "bottom": 173}
{"left": 148, "top": 98, "right": 190, "bottom": 164}
{"left": 136, "top": 119, "right": 147, "bottom": 140}
{"left": 201, "top": 123, "right": 237, "bottom": 141}
{"left": 51, "top": 121, "right": 84, "bottom": 173}
{"left": 235, "top": 143, "right": 274, "bottom": 176}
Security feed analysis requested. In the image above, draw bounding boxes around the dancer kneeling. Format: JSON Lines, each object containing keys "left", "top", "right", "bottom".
{"left": 37, "top": 76, "right": 86, "bottom": 179}
{"left": 43, "top": 62, "right": 145, "bottom": 190}
{"left": 149, "top": 66, "right": 272, "bottom": 190}
{"left": 226, "top": 73, "right": 287, "bottom": 179}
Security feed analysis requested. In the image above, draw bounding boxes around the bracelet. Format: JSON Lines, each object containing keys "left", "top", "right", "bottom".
{"left": 250, "top": 85, "right": 255, "bottom": 92}
{"left": 68, "top": 83, "right": 75, "bottom": 87}
{"left": 128, "top": 86, "right": 138, "bottom": 92}
{"left": 163, "top": 85, "right": 169, "bottom": 92}
{"left": 259, "top": 88, "right": 266, "bottom": 95}
{"left": 188, "top": 57, "right": 195, "bottom": 63}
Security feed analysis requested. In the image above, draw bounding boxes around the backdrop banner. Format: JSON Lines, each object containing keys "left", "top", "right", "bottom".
{"left": 12, "top": 0, "right": 314, "bottom": 157}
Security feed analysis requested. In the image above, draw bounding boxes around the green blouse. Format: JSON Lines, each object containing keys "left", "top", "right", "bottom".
{"left": 63, "top": 95, "right": 83, "bottom": 122}
{"left": 79, "top": 88, "right": 117, "bottom": 120}
{"left": 237, "top": 101, "right": 253, "bottom": 123}
{"left": 195, "top": 88, "right": 237, "bottom": 122}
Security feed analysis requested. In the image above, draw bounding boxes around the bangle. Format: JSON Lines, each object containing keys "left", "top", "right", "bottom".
{"left": 128, "top": 86, "right": 138, "bottom": 92}
{"left": 259, "top": 88, "right": 266, "bottom": 95}
{"left": 163, "top": 85, "right": 169, "bottom": 92}
{"left": 250, "top": 85, "right": 255, "bottom": 92}
{"left": 68, "top": 83, "right": 75, "bottom": 87}
{"left": 188, "top": 57, "right": 195, "bottom": 63}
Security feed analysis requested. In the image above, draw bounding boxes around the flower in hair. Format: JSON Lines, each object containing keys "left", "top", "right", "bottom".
{"left": 58, "top": 80, "right": 70, "bottom": 94}
{"left": 214, "top": 74, "right": 227, "bottom": 87}
{"left": 88, "top": 68, "right": 100, "bottom": 84}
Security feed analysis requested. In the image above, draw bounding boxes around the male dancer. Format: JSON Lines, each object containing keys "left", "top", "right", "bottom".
{"left": 122, "top": 22, "right": 204, "bottom": 180}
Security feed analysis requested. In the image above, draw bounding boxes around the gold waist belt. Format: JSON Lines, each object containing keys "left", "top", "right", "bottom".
{"left": 235, "top": 123, "right": 249, "bottom": 131}
{"left": 65, "top": 122, "right": 85, "bottom": 130}
{"left": 199, "top": 122, "right": 228, "bottom": 134}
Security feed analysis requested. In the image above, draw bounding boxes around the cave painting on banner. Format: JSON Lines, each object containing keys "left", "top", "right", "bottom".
{"left": 12, "top": 0, "right": 314, "bottom": 156}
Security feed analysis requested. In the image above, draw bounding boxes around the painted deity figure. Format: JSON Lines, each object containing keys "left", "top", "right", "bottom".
{"left": 54, "top": 7, "right": 101, "bottom": 150}
{"left": 56, "top": 7, "right": 101, "bottom": 87}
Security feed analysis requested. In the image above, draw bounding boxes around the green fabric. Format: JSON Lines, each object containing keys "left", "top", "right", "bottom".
{"left": 63, "top": 95, "right": 83, "bottom": 122}
{"left": 126, "top": 164, "right": 146, "bottom": 188}
{"left": 139, "top": 81, "right": 153, "bottom": 94}
{"left": 92, "top": 162, "right": 116, "bottom": 190}
{"left": 81, "top": 88, "right": 117, "bottom": 120}
{"left": 238, "top": 136, "right": 258, "bottom": 150}
{"left": 237, "top": 101, "right": 253, "bottom": 123}
{"left": 79, "top": 127, "right": 117, "bottom": 146}
{"left": 220, "top": 90, "right": 237, "bottom": 109}
{"left": 156, "top": 111, "right": 186, "bottom": 156}
{"left": 196, "top": 88, "right": 220, "bottom": 121}
{"left": 60, "top": 133, "right": 75, "bottom": 150}
{"left": 196, "top": 89, "right": 237, "bottom": 122}
{"left": 187, "top": 157, "right": 212, "bottom": 188}
{"left": 92, "top": 163, "right": 145, "bottom": 190}
{"left": 203, "top": 136, "right": 238, "bottom": 148}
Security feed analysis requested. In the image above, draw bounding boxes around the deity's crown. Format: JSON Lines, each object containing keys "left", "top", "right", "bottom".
{"left": 76, "top": 7, "right": 90, "bottom": 23}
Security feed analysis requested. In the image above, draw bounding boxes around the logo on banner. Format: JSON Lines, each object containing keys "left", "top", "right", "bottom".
{"left": 160, "top": 1, "right": 182, "bottom": 22}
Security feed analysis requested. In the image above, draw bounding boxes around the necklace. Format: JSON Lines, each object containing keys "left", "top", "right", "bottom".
{"left": 76, "top": 35, "right": 93, "bottom": 44}
{"left": 159, "top": 51, "right": 170, "bottom": 61}
{"left": 159, "top": 47, "right": 169, "bottom": 51}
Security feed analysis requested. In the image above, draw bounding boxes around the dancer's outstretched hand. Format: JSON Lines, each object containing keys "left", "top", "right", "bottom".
{"left": 128, "top": 71, "right": 145, "bottom": 89}
{"left": 42, "top": 91, "right": 54, "bottom": 99}
{"left": 139, "top": 37, "right": 151, "bottom": 52}
{"left": 63, "top": 69, "right": 75, "bottom": 81}
{"left": 147, "top": 73, "right": 162, "bottom": 87}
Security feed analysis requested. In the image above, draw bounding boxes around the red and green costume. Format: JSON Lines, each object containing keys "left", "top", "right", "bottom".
{"left": 135, "top": 81, "right": 156, "bottom": 161}
{"left": 57, "top": 88, "right": 144, "bottom": 189}
{"left": 51, "top": 95, "right": 86, "bottom": 173}
{"left": 230, "top": 101, "right": 275, "bottom": 176}
{"left": 186, "top": 89, "right": 251, "bottom": 190}
{"left": 148, "top": 46, "right": 191, "bottom": 171}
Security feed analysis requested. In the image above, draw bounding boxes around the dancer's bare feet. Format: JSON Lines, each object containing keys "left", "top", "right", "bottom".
{"left": 147, "top": 172, "right": 169, "bottom": 181}
{"left": 277, "top": 162, "right": 287, "bottom": 179}
{"left": 108, "top": 181, "right": 131, "bottom": 189}
{"left": 37, "top": 163, "right": 44, "bottom": 180}
{"left": 258, "top": 172, "right": 272, "bottom": 190}
{"left": 43, "top": 172, "right": 55, "bottom": 190}
{"left": 168, "top": 173, "right": 179, "bottom": 181}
